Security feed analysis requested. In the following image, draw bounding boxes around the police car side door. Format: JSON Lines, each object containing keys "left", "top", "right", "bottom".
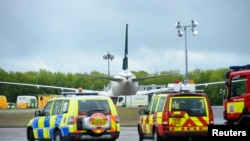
{"left": 36, "top": 100, "right": 53, "bottom": 139}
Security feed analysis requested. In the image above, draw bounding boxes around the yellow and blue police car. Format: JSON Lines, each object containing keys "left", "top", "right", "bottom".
{"left": 26, "top": 92, "right": 120, "bottom": 141}
{"left": 137, "top": 82, "right": 214, "bottom": 141}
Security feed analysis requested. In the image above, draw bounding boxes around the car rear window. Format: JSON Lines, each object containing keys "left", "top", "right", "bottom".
{"left": 170, "top": 97, "right": 207, "bottom": 116}
{"left": 78, "top": 100, "right": 111, "bottom": 115}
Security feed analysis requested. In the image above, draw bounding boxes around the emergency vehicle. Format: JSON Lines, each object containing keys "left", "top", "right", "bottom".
{"left": 137, "top": 82, "right": 214, "bottom": 141}
{"left": 223, "top": 64, "right": 250, "bottom": 125}
{"left": 0, "top": 95, "right": 8, "bottom": 109}
{"left": 112, "top": 95, "right": 149, "bottom": 107}
{"left": 16, "top": 95, "right": 37, "bottom": 108}
{"left": 38, "top": 94, "right": 57, "bottom": 109}
{"left": 27, "top": 91, "right": 120, "bottom": 141}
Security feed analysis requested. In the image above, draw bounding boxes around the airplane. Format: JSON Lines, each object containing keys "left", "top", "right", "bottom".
{"left": 78, "top": 24, "right": 178, "bottom": 96}
{"left": 0, "top": 24, "right": 178, "bottom": 97}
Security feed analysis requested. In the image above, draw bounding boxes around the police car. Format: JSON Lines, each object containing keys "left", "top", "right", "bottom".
{"left": 137, "top": 82, "right": 214, "bottom": 141}
{"left": 27, "top": 92, "right": 120, "bottom": 141}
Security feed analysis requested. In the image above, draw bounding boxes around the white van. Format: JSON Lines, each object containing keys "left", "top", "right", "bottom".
{"left": 16, "top": 95, "right": 37, "bottom": 108}
{"left": 116, "top": 95, "right": 149, "bottom": 107}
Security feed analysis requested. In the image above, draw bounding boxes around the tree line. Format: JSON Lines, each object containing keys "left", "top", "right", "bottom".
{"left": 0, "top": 67, "right": 229, "bottom": 105}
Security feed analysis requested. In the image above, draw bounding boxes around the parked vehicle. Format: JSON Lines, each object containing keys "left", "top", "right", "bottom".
{"left": 16, "top": 95, "right": 37, "bottom": 108}
{"left": 112, "top": 95, "right": 149, "bottom": 107}
{"left": 0, "top": 95, "right": 8, "bottom": 109}
{"left": 27, "top": 91, "right": 120, "bottom": 141}
{"left": 137, "top": 82, "right": 214, "bottom": 141}
{"left": 37, "top": 94, "right": 57, "bottom": 109}
{"left": 223, "top": 64, "right": 250, "bottom": 125}
{"left": 7, "top": 102, "right": 16, "bottom": 109}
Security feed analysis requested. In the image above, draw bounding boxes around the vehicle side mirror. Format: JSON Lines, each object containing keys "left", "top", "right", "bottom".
{"left": 139, "top": 109, "right": 146, "bottom": 115}
{"left": 35, "top": 110, "right": 42, "bottom": 117}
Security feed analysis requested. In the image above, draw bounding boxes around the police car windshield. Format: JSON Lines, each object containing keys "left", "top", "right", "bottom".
{"left": 78, "top": 100, "right": 110, "bottom": 114}
{"left": 171, "top": 97, "right": 207, "bottom": 116}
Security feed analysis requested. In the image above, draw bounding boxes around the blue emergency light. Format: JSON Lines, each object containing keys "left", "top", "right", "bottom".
{"left": 229, "top": 64, "right": 250, "bottom": 71}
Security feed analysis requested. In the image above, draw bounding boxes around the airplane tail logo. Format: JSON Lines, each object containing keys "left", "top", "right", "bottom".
{"left": 122, "top": 24, "right": 128, "bottom": 70}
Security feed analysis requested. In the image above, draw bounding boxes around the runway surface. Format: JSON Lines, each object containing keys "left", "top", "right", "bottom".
{"left": 0, "top": 106, "right": 225, "bottom": 141}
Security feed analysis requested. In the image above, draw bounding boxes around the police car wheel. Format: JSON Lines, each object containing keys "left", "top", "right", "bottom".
{"left": 54, "top": 130, "right": 63, "bottom": 141}
{"left": 27, "top": 129, "right": 34, "bottom": 141}
{"left": 138, "top": 127, "right": 144, "bottom": 141}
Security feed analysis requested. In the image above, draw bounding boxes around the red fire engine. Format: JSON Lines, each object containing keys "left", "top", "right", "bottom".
{"left": 223, "top": 64, "right": 250, "bottom": 125}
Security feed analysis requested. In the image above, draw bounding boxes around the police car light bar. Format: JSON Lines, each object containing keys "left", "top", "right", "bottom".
{"left": 230, "top": 64, "right": 250, "bottom": 71}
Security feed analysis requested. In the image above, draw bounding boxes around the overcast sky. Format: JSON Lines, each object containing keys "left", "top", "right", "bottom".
{"left": 0, "top": 0, "right": 249, "bottom": 76}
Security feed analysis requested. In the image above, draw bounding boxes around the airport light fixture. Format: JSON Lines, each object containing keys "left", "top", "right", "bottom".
{"left": 103, "top": 51, "right": 114, "bottom": 77}
{"left": 175, "top": 20, "right": 198, "bottom": 84}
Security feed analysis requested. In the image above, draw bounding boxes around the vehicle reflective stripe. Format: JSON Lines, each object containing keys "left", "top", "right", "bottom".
{"left": 44, "top": 116, "right": 50, "bottom": 127}
{"left": 226, "top": 101, "right": 244, "bottom": 114}
{"left": 109, "top": 115, "right": 116, "bottom": 132}
{"left": 156, "top": 112, "right": 162, "bottom": 124}
{"left": 144, "top": 115, "right": 153, "bottom": 134}
{"left": 17, "top": 103, "right": 27, "bottom": 108}
{"left": 196, "top": 117, "right": 209, "bottom": 126}
{"left": 170, "top": 126, "right": 207, "bottom": 131}
{"left": 169, "top": 111, "right": 209, "bottom": 131}
{"left": 37, "top": 129, "right": 43, "bottom": 139}
{"left": 141, "top": 117, "right": 147, "bottom": 133}
{"left": 32, "top": 118, "right": 39, "bottom": 128}
{"left": 61, "top": 127, "right": 70, "bottom": 136}
{"left": 54, "top": 114, "right": 63, "bottom": 127}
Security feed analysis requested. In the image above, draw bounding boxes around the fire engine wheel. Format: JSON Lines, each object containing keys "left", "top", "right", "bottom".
{"left": 153, "top": 129, "right": 162, "bottom": 141}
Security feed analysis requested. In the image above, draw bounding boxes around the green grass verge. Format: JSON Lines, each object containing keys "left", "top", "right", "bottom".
{"left": 0, "top": 107, "right": 144, "bottom": 127}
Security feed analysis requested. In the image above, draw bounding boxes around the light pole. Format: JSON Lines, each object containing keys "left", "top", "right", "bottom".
{"left": 175, "top": 20, "right": 198, "bottom": 84}
{"left": 103, "top": 51, "right": 114, "bottom": 77}
{"left": 220, "top": 89, "right": 226, "bottom": 105}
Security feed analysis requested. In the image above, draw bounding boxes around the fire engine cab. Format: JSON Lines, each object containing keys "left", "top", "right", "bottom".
{"left": 223, "top": 64, "right": 250, "bottom": 125}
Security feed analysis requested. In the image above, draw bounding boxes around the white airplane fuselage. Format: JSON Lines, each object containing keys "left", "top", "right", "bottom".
{"left": 106, "top": 71, "right": 139, "bottom": 96}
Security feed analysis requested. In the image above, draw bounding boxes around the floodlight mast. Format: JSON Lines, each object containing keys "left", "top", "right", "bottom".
{"left": 175, "top": 20, "right": 198, "bottom": 84}
{"left": 103, "top": 51, "right": 114, "bottom": 77}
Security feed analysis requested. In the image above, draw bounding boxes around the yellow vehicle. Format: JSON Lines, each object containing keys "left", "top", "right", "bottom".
{"left": 38, "top": 94, "right": 57, "bottom": 109}
{"left": 27, "top": 92, "right": 120, "bottom": 141}
{"left": 0, "top": 95, "right": 8, "bottom": 109}
{"left": 137, "top": 82, "right": 214, "bottom": 141}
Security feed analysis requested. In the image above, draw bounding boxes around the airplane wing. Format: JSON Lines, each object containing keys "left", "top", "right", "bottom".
{"left": 78, "top": 74, "right": 123, "bottom": 82}
{"left": 132, "top": 72, "right": 179, "bottom": 82}
{"left": 195, "top": 81, "right": 225, "bottom": 87}
{"left": 136, "top": 87, "right": 169, "bottom": 95}
{"left": 0, "top": 81, "right": 103, "bottom": 93}
{"left": 195, "top": 79, "right": 246, "bottom": 87}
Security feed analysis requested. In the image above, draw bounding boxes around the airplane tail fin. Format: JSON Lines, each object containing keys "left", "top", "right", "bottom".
{"left": 122, "top": 24, "right": 128, "bottom": 70}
